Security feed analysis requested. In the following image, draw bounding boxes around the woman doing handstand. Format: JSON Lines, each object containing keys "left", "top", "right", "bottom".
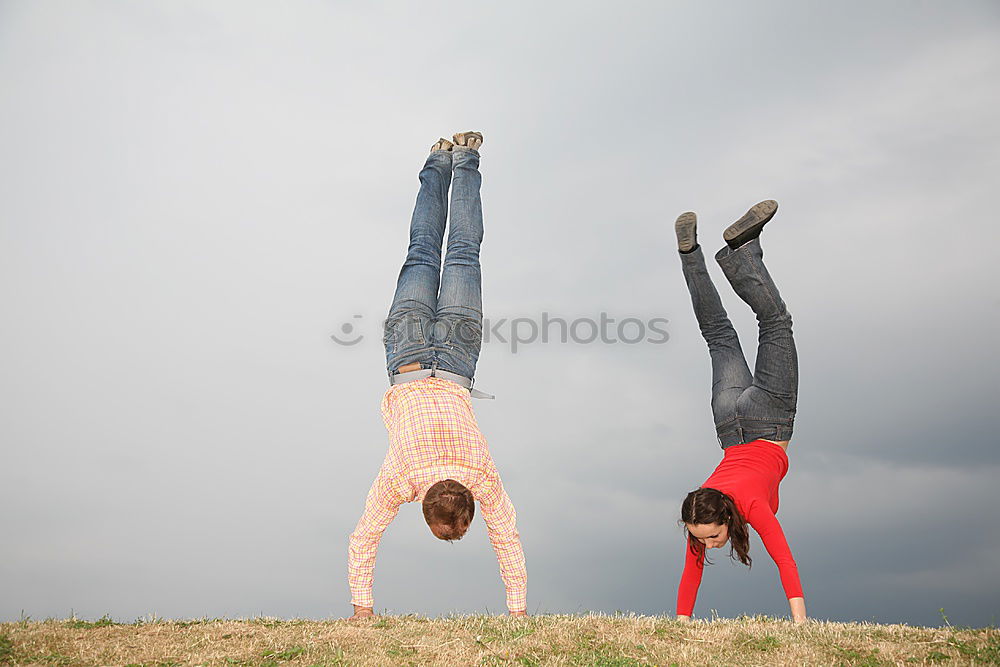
{"left": 673, "top": 201, "right": 806, "bottom": 623}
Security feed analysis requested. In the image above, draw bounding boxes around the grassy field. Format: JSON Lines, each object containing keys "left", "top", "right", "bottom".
{"left": 1, "top": 614, "right": 997, "bottom": 666}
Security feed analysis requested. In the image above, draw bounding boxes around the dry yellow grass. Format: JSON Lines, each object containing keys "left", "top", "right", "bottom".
{"left": 1, "top": 614, "right": 997, "bottom": 666}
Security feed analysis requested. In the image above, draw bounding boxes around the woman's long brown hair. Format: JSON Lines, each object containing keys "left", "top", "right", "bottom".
{"left": 680, "top": 487, "right": 752, "bottom": 567}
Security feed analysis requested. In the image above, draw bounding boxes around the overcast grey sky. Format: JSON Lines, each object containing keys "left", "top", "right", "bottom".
{"left": 2, "top": 1, "right": 999, "bottom": 628}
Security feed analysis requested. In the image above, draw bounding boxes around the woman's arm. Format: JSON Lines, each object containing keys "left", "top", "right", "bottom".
{"left": 676, "top": 542, "right": 705, "bottom": 619}
{"left": 746, "top": 504, "right": 806, "bottom": 621}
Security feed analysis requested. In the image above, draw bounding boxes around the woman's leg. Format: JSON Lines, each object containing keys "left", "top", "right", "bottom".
{"left": 678, "top": 233, "right": 753, "bottom": 447}
{"left": 384, "top": 145, "right": 453, "bottom": 374}
{"left": 433, "top": 136, "right": 484, "bottom": 380}
{"left": 715, "top": 230, "right": 798, "bottom": 442}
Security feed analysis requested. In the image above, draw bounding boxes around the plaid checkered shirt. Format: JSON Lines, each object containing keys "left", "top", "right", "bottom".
{"left": 348, "top": 377, "right": 527, "bottom": 612}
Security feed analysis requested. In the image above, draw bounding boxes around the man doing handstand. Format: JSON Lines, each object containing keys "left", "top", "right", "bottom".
{"left": 347, "top": 132, "right": 527, "bottom": 620}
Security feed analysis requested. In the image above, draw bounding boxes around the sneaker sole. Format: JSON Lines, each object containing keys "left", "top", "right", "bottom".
{"left": 723, "top": 200, "right": 778, "bottom": 244}
{"left": 675, "top": 211, "right": 698, "bottom": 252}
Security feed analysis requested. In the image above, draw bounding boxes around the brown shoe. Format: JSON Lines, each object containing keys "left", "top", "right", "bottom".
{"left": 452, "top": 131, "right": 483, "bottom": 150}
{"left": 430, "top": 138, "right": 454, "bottom": 153}
{"left": 723, "top": 200, "right": 778, "bottom": 249}
{"left": 675, "top": 212, "right": 698, "bottom": 253}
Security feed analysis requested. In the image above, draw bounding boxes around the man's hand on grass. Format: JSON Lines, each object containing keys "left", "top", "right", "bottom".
{"left": 349, "top": 605, "right": 375, "bottom": 621}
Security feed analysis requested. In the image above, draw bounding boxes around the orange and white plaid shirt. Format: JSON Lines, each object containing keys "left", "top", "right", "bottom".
{"left": 348, "top": 377, "right": 527, "bottom": 612}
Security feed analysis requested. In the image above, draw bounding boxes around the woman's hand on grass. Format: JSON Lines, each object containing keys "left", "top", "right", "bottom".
{"left": 789, "top": 597, "right": 807, "bottom": 624}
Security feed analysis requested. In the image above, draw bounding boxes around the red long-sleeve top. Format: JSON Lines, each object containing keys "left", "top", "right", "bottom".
{"left": 676, "top": 439, "right": 803, "bottom": 617}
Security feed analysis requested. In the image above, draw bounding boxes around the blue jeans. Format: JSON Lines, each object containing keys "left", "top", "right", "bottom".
{"left": 679, "top": 238, "right": 798, "bottom": 448}
{"left": 383, "top": 147, "right": 484, "bottom": 380}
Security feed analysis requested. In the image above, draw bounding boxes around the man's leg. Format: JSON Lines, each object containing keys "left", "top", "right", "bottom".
{"left": 433, "top": 135, "right": 484, "bottom": 380}
{"left": 384, "top": 144, "right": 453, "bottom": 374}
{"left": 716, "top": 233, "right": 798, "bottom": 442}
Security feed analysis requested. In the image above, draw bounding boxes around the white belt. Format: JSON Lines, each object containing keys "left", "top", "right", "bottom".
{"left": 389, "top": 367, "right": 495, "bottom": 399}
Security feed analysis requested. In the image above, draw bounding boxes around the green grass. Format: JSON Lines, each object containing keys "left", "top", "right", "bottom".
{"left": 0, "top": 634, "right": 13, "bottom": 664}
{"left": 263, "top": 646, "right": 307, "bottom": 660}
{"left": 65, "top": 614, "right": 118, "bottom": 630}
{"left": 740, "top": 633, "right": 780, "bottom": 651}
{"left": 2, "top": 614, "right": 999, "bottom": 666}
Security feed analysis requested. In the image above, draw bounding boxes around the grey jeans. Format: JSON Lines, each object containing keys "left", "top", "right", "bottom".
{"left": 679, "top": 238, "right": 798, "bottom": 447}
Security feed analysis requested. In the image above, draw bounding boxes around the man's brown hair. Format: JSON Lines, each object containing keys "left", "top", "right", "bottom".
{"left": 422, "top": 479, "right": 475, "bottom": 541}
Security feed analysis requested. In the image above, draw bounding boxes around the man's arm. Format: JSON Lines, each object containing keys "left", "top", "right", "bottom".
{"left": 347, "top": 469, "right": 405, "bottom": 618}
{"left": 477, "top": 473, "right": 527, "bottom": 615}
